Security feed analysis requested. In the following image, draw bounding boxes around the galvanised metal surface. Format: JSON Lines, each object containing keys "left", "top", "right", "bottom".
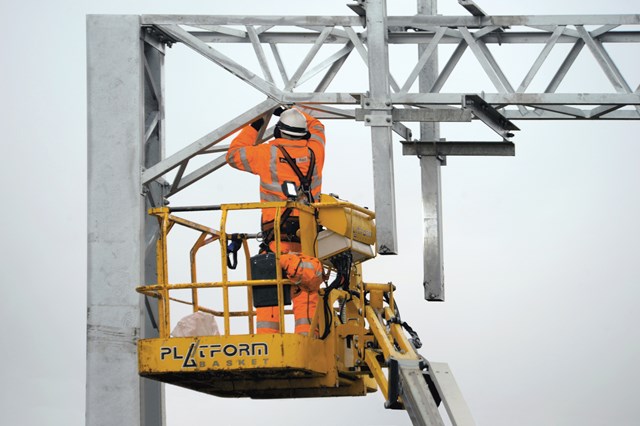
{"left": 87, "top": 14, "right": 164, "bottom": 426}
{"left": 133, "top": 6, "right": 640, "bottom": 259}
{"left": 366, "top": 0, "right": 398, "bottom": 254}
{"left": 418, "top": 0, "right": 445, "bottom": 302}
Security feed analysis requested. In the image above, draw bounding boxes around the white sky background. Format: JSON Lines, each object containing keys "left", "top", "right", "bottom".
{"left": 2, "top": 0, "right": 640, "bottom": 425}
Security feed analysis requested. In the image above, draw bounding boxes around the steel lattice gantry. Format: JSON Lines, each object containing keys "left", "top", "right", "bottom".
{"left": 138, "top": 6, "right": 640, "bottom": 297}
{"left": 87, "top": 2, "right": 640, "bottom": 425}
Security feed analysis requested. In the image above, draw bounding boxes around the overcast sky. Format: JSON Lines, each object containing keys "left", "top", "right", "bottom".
{"left": 2, "top": 0, "right": 639, "bottom": 425}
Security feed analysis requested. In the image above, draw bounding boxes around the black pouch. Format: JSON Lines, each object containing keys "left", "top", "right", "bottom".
{"left": 250, "top": 253, "right": 291, "bottom": 308}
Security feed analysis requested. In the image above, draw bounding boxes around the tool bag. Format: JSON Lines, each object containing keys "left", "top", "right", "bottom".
{"left": 250, "top": 253, "right": 292, "bottom": 308}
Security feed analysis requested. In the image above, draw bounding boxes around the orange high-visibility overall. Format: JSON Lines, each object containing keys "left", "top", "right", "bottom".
{"left": 226, "top": 108, "right": 325, "bottom": 335}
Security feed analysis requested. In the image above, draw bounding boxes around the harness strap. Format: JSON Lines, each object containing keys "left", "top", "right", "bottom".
{"left": 276, "top": 145, "right": 316, "bottom": 202}
{"left": 261, "top": 145, "right": 317, "bottom": 251}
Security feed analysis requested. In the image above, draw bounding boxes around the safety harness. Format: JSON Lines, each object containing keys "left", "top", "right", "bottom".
{"left": 276, "top": 145, "right": 316, "bottom": 204}
{"left": 260, "top": 145, "right": 317, "bottom": 252}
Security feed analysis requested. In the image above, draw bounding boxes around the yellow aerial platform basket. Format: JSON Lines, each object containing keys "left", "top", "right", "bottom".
{"left": 137, "top": 196, "right": 419, "bottom": 401}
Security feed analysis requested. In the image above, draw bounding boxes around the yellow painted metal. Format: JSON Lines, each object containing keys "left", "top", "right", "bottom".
{"left": 138, "top": 334, "right": 330, "bottom": 374}
{"left": 298, "top": 208, "right": 319, "bottom": 256}
{"left": 137, "top": 333, "right": 369, "bottom": 399}
{"left": 385, "top": 306, "right": 415, "bottom": 355}
{"left": 138, "top": 198, "right": 424, "bottom": 402}
{"left": 189, "top": 232, "right": 217, "bottom": 313}
{"left": 243, "top": 239, "right": 255, "bottom": 334}
{"left": 315, "top": 194, "right": 376, "bottom": 245}
{"left": 365, "top": 306, "right": 415, "bottom": 361}
{"left": 220, "top": 208, "right": 231, "bottom": 335}
{"left": 365, "top": 349, "right": 389, "bottom": 400}
{"left": 366, "top": 282, "right": 393, "bottom": 310}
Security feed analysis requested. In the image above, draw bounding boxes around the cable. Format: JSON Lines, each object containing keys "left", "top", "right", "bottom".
{"left": 319, "top": 252, "right": 352, "bottom": 340}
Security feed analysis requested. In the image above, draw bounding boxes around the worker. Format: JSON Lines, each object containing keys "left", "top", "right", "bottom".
{"left": 226, "top": 106, "right": 325, "bottom": 335}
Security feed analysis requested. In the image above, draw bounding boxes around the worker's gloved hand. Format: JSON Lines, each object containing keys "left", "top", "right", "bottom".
{"left": 250, "top": 117, "right": 265, "bottom": 131}
{"left": 273, "top": 106, "right": 288, "bottom": 116}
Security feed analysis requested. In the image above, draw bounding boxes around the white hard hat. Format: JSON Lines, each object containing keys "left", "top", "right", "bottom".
{"left": 277, "top": 109, "right": 308, "bottom": 138}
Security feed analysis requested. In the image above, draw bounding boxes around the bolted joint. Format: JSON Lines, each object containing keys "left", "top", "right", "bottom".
{"left": 363, "top": 114, "right": 393, "bottom": 127}
{"left": 360, "top": 96, "right": 393, "bottom": 111}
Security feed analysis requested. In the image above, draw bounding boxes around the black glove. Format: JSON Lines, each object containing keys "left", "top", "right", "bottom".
{"left": 273, "top": 106, "right": 288, "bottom": 116}
{"left": 250, "top": 117, "right": 265, "bottom": 131}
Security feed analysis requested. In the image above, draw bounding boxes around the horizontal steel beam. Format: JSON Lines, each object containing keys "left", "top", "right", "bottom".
{"left": 503, "top": 109, "right": 640, "bottom": 120}
{"left": 142, "top": 15, "right": 363, "bottom": 26}
{"left": 142, "top": 14, "right": 640, "bottom": 28}
{"left": 402, "top": 141, "right": 515, "bottom": 156}
{"left": 388, "top": 14, "right": 640, "bottom": 27}
{"left": 279, "top": 92, "right": 640, "bottom": 107}
{"left": 391, "top": 93, "right": 640, "bottom": 105}
{"left": 278, "top": 93, "right": 640, "bottom": 106}
{"left": 356, "top": 108, "right": 472, "bottom": 122}
{"left": 189, "top": 30, "right": 640, "bottom": 45}
{"left": 279, "top": 92, "right": 360, "bottom": 104}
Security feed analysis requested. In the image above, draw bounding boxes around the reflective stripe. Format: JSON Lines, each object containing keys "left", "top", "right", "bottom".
{"left": 299, "top": 261, "right": 315, "bottom": 270}
{"left": 239, "top": 148, "right": 253, "bottom": 173}
{"left": 256, "top": 321, "right": 280, "bottom": 330}
{"left": 309, "top": 133, "right": 325, "bottom": 146}
{"left": 311, "top": 124, "right": 324, "bottom": 132}
{"left": 298, "top": 331, "right": 309, "bottom": 336}
{"left": 227, "top": 148, "right": 240, "bottom": 169}
{"left": 310, "top": 175, "right": 322, "bottom": 192}
{"left": 295, "top": 318, "right": 311, "bottom": 326}
{"left": 269, "top": 145, "right": 279, "bottom": 185}
{"left": 260, "top": 181, "right": 282, "bottom": 194}
{"left": 260, "top": 191, "right": 283, "bottom": 202}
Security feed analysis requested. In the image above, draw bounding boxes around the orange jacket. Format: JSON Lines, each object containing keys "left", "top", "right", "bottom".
{"left": 226, "top": 108, "right": 325, "bottom": 224}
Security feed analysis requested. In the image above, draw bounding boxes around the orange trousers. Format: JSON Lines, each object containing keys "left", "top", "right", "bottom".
{"left": 255, "top": 289, "right": 318, "bottom": 335}
{"left": 255, "top": 241, "right": 318, "bottom": 335}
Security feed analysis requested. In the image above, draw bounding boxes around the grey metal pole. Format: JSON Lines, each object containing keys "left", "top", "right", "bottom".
{"left": 141, "top": 32, "right": 167, "bottom": 426}
{"left": 417, "top": 0, "right": 445, "bottom": 301}
{"left": 86, "top": 15, "right": 164, "bottom": 426}
{"left": 366, "top": 0, "right": 398, "bottom": 254}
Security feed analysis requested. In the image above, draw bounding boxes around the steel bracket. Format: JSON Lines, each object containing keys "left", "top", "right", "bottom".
{"left": 463, "top": 94, "right": 519, "bottom": 139}
{"left": 401, "top": 140, "right": 515, "bottom": 156}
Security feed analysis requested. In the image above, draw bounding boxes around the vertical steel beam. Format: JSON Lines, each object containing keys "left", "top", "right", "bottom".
{"left": 87, "top": 15, "right": 164, "bottom": 426}
{"left": 141, "top": 35, "right": 166, "bottom": 426}
{"left": 418, "top": 0, "right": 445, "bottom": 301}
{"left": 366, "top": 0, "right": 398, "bottom": 254}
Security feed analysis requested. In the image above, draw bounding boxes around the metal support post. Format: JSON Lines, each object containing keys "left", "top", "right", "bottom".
{"left": 417, "top": 0, "right": 445, "bottom": 301}
{"left": 366, "top": 0, "right": 398, "bottom": 254}
{"left": 86, "top": 15, "right": 164, "bottom": 426}
{"left": 141, "top": 31, "right": 167, "bottom": 426}
{"left": 421, "top": 155, "right": 444, "bottom": 301}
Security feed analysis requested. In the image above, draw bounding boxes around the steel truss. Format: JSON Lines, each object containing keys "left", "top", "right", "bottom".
{"left": 137, "top": 4, "right": 639, "bottom": 299}
{"left": 140, "top": 9, "right": 640, "bottom": 237}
